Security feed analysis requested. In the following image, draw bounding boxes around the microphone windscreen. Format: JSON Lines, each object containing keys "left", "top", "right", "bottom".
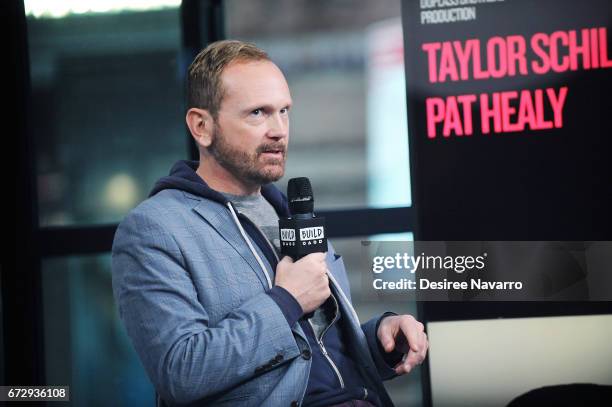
{"left": 288, "top": 177, "right": 314, "bottom": 215}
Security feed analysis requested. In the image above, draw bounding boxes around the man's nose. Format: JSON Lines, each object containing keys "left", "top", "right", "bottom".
{"left": 266, "top": 112, "right": 288, "bottom": 140}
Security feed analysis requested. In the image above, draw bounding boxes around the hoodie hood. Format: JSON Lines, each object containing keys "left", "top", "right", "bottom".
{"left": 150, "top": 160, "right": 290, "bottom": 217}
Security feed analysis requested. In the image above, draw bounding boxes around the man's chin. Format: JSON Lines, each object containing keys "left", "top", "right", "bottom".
{"left": 257, "top": 165, "right": 284, "bottom": 183}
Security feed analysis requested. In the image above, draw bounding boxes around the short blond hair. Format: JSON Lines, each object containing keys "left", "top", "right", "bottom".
{"left": 187, "top": 40, "right": 270, "bottom": 117}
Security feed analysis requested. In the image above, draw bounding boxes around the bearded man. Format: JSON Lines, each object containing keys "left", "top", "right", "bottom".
{"left": 112, "top": 40, "right": 428, "bottom": 407}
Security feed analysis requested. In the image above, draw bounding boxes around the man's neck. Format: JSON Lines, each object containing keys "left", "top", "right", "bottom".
{"left": 196, "top": 156, "right": 261, "bottom": 196}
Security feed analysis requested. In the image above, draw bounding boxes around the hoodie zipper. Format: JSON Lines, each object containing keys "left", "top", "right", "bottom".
{"left": 228, "top": 200, "right": 362, "bottom": 330}
{"left": 227, "top": 202, "right": 358, "bottom": 398}
{"left": 227, "top": 203, "right": 311, "bottom": 405}
{"left": 226, "top": 202, "right": 273, "bottom": 289}
{"left": 307, "top": 294, "right": 345, "bottom": 389}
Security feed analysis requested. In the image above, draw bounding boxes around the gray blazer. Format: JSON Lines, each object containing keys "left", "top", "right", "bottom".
{"left": 112, "top": 188, "right": 397, "bottom": 406}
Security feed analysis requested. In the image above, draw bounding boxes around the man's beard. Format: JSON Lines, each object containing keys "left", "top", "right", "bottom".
{"left": 208, "top": 124, "right": 286, "bottom": 186}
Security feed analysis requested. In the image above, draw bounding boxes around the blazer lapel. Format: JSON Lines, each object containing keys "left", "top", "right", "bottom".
{"left": 190, "top": 195, "right": 309, "bottom": 343}
{"left": 191, "top": 197, "right": 273, "bottom": 291}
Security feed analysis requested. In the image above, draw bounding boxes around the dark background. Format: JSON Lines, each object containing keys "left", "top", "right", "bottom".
{"left": 404, "top": 0, "right": 612, "bottom": 241}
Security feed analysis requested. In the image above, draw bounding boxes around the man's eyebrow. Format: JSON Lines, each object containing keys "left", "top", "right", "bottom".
{"left": 241, "top": 102, "right": 292, "bottom": 114}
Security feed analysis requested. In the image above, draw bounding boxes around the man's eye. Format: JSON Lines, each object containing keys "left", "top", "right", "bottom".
{"left": 251, "top": 108, "right": 262, "bottom": 116}
{"left": 280, "top": 107, "right": 289, "bottom": 114}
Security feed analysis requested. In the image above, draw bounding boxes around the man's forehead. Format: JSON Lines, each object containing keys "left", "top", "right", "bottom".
{"left": 221, "top": 60, "right": 291, "bottom": 105}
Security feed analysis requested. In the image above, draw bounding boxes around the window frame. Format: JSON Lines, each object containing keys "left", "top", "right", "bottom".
{"left": 6, "top": 0, "right": 414, "bottom": 391}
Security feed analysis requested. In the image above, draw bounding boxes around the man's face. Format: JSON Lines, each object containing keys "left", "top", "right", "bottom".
{"left": 209, "top": 60, "right": 292, "bottom": 186}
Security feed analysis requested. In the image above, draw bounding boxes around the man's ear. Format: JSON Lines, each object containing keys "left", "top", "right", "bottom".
{"left": 186, "top": 108, "right": 214, "bottom": 149}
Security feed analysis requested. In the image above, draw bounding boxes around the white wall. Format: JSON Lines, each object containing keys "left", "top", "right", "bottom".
{"left": 428, "top": 314, "right": 612, "bottom": 407}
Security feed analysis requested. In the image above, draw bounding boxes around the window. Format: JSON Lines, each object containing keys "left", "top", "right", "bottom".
{"left": 42, "top": 255, "right": 154, "bottom": 405}
{"left": 225, "top": 0, "right": 411, "bottom": 209}
{"left": 27, "top": 3, "right": 186, "bottom": 226}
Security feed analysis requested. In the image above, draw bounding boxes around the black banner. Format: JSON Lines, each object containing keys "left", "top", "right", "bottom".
{"left": 402, "top": 0, "right": 612, "bottom": 241}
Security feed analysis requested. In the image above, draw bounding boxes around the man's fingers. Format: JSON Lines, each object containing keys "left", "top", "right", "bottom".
{"left": 394, "top": 364, "right": 411, "bottom": 375}
{"left": 394, "top": 353, "right": 414, "bottom": 375}
{"left": 379, "top": 315, "right": 428, "bottom": 372}
{"left": 411, "top": 330, "right": 428, "bottom": 364}
{"left": 394, "top": 349, "right": 424, "bottom": 375}
{"left": 381, "top": 334, "right": 395, "bottom": 353}
{"left": 419, "top": 331, "right": 429, "bottom": 359}
{"left": 307, "top": 252, "right": 327, "bottom": 262}
{"left": 377, "top": 322, "right": 395, "bottom": 352}
{"left": 279, "top": 256, "right": 294, "bottom": 264}
{"left": 399, "top": 317, "right": 422, "bottom": 353}
{"left": 378, "top": 317, "right": 399, "bottom": 352}
{"left": 377, "top": 315, "right": 430, "bottom": 377}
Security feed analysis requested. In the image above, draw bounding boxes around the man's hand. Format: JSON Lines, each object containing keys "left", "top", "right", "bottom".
{"left": 377, "top": 314, "right": 428, "bottom": 375}
{"left": 275, "top": 253, "right": 331, "bottom": 314}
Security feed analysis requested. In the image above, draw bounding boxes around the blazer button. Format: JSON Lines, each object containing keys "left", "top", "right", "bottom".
{"left": 301, "top": 349, "right": 311, "bottom": 360}
{"left": 275, "top": 354, "right": 284, "bottom": 362}
{"left": 290, "top": 401, "right": 299, "bottom": 407}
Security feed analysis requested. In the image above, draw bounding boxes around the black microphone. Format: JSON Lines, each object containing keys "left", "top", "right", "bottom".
{"left": 279, "top": 178, "right": 328, "bottom": 319}
{"left": 279, "top": 177, "right": 327, "bottom": 260}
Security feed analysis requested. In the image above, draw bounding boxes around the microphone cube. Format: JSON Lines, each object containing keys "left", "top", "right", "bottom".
{"left": 279, "top": 216, "right": 327, "bottom": 260}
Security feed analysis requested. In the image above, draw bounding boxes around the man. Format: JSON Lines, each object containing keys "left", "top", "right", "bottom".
{"left": 112, "top": 40, "right": 428, "bottom": 407}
